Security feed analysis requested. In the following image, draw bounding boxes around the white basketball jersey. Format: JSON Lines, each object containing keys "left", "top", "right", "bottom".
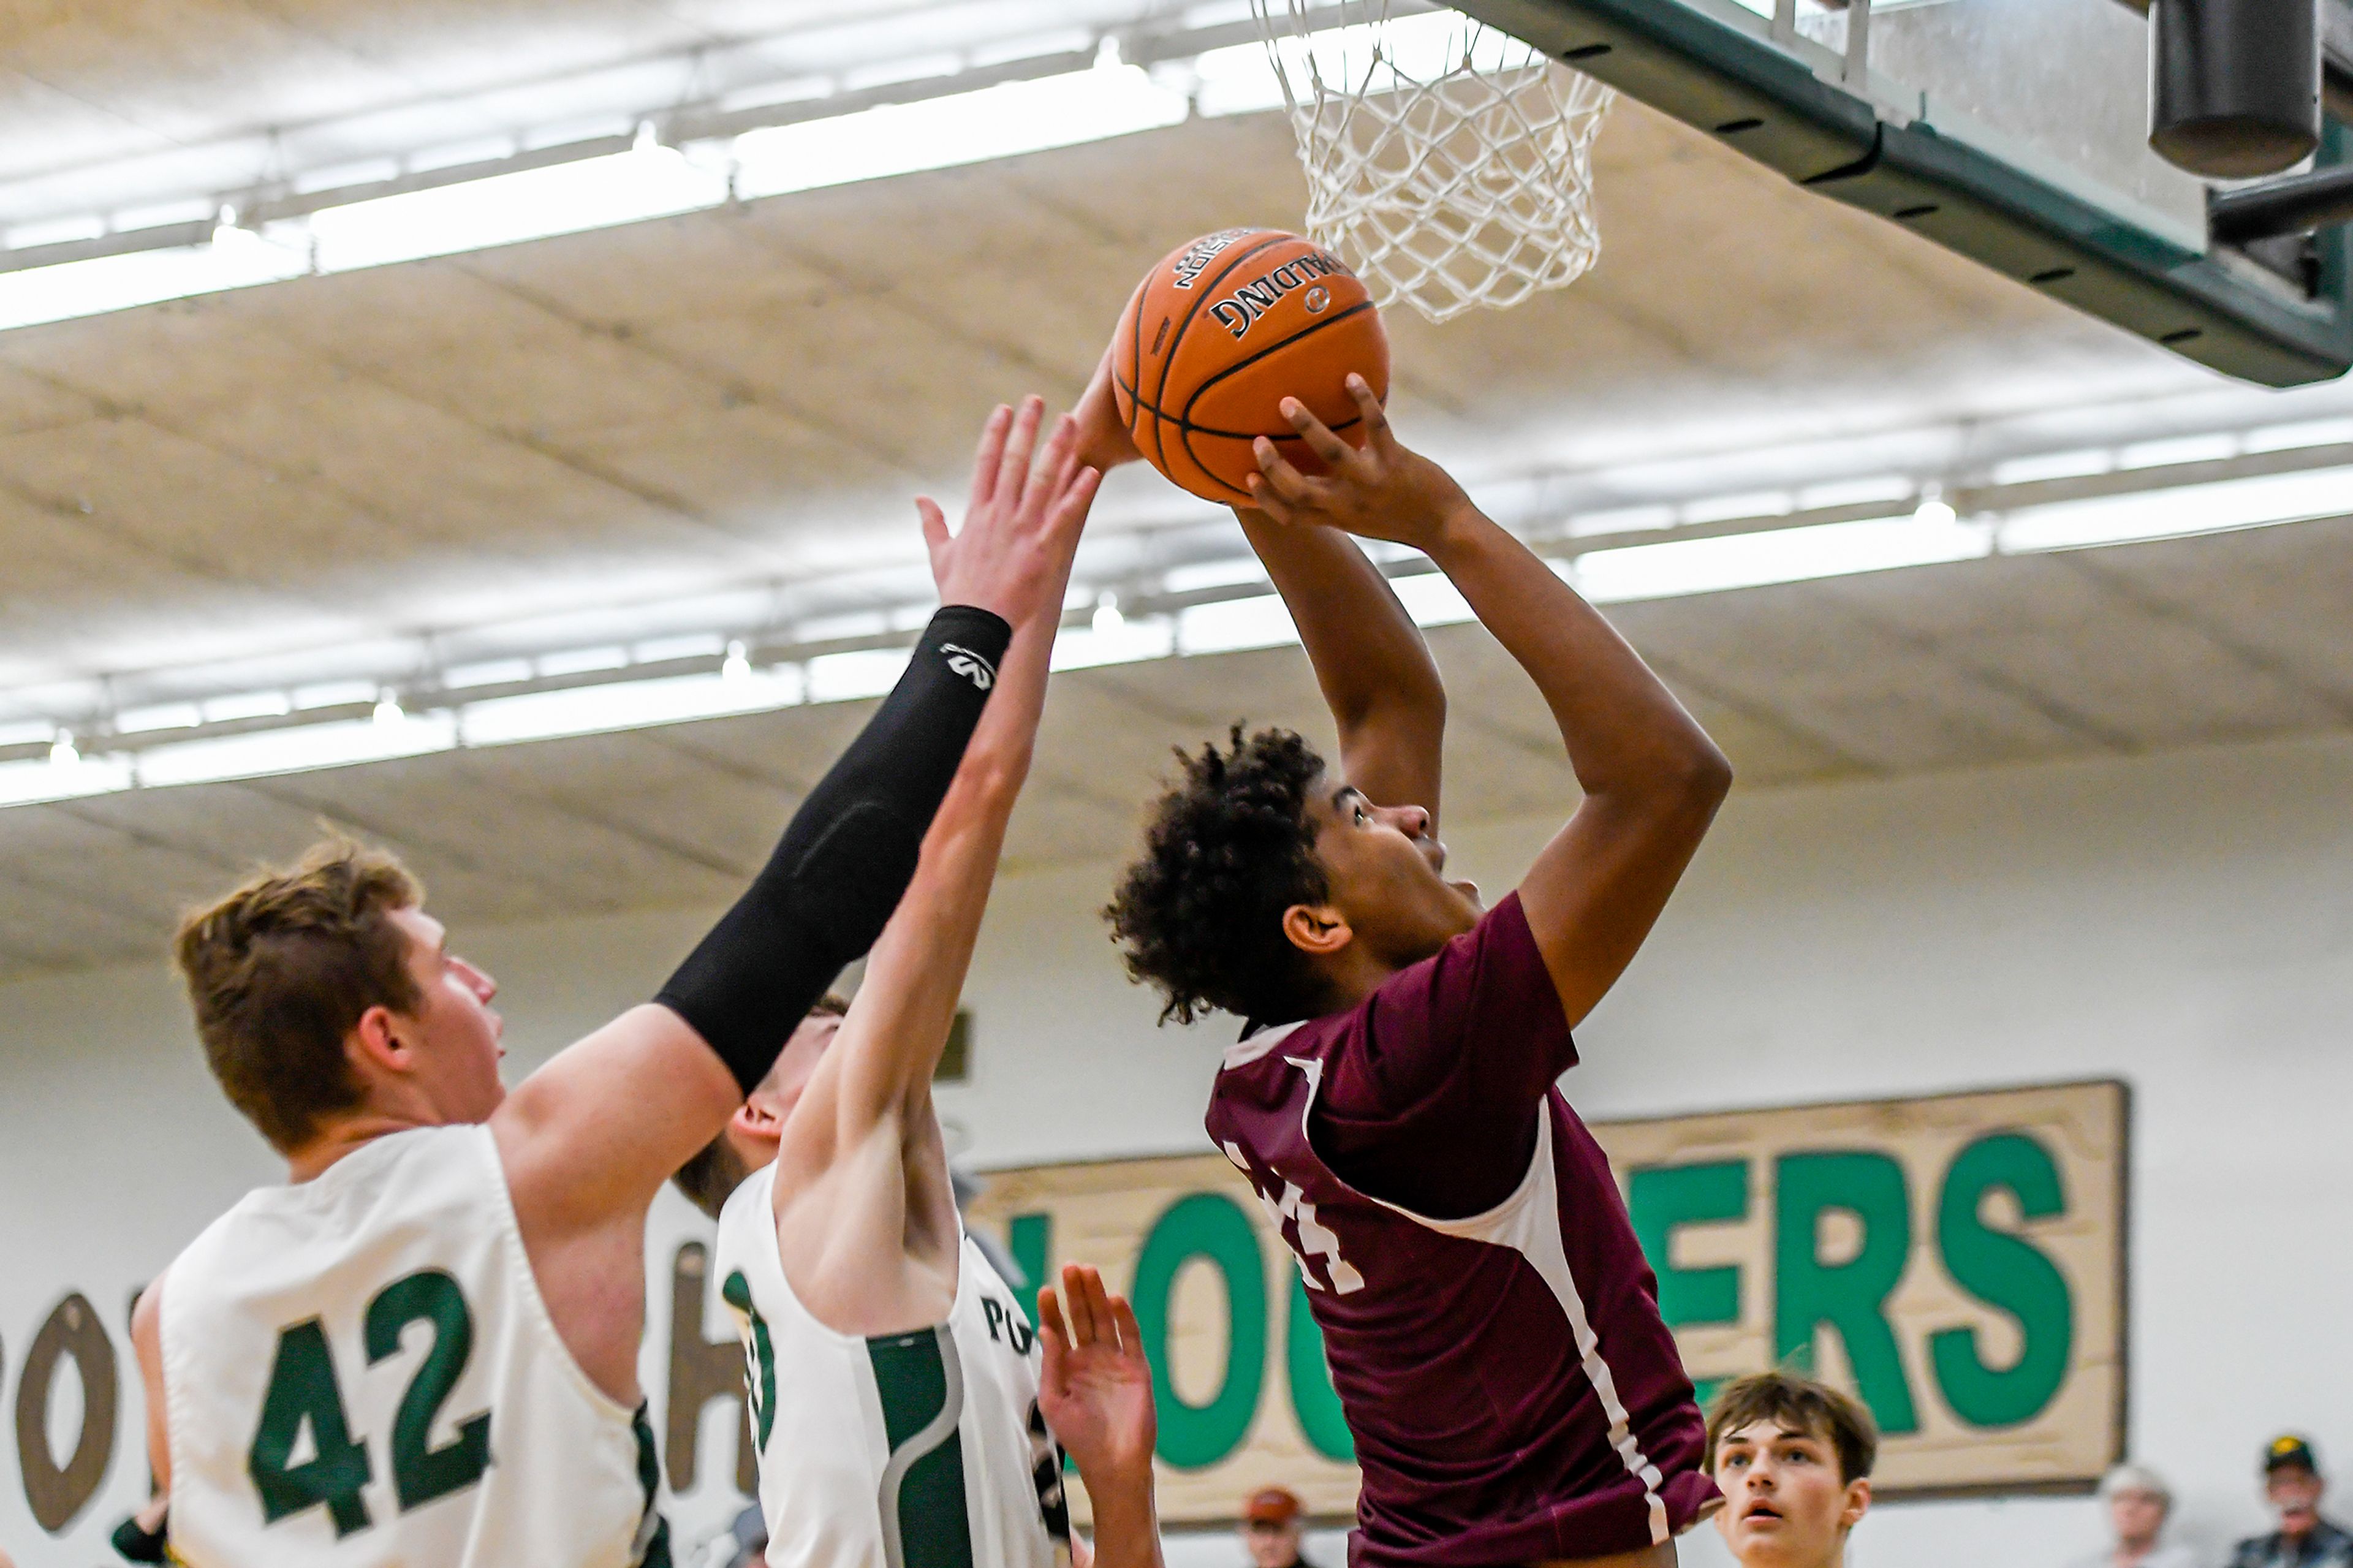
{"left": 713, "top": 1162, "right": 1069, "bottom": 1568}
{"left": 160, "top": 1124, "right": 665, "bottom": 1568}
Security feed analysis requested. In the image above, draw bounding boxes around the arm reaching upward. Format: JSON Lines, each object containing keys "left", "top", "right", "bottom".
{"left": 485, "top": 401, "right": 1079, "bottom": 1401}
{"left": 1234, "top": 507, "right": 1446, "bottom": 824}
{"left": 771, "top": 403, "right": 1096, "bottom": 1329}
{"left": 1247, "top": 376, "right": 1731, "bottom": 1027}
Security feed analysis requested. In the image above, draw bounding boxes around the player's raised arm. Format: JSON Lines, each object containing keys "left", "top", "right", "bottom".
{"left": 778, "top": 405, "right": 1093, "bottom": 1170}
{"left": 1247, "top": 377, "right": 1731, "bottom": 1028}
{"left": 491, "top": 401, "right": 1072, "bottom": 1229}
{"left": 1234, "top": 505, "right": 1446, "bottom": 826}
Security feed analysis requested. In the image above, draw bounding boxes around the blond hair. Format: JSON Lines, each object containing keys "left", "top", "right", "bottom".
{"left": 173, "top": 839, "right": 424, "bottom": 1153}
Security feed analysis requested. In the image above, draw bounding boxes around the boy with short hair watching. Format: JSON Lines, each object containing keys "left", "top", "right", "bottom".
{"left": 1705, "top": 1373, "right": 1877, "bottom": 1568}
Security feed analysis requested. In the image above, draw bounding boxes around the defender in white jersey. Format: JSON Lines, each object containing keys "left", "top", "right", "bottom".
{"left": 125, "top": 396, "right": 1099, "bottom": 1568}
{"left": 675, "top": 406, "right": 1164, "bottom": 1568}
{"left": 716, "top": 1168, "right": 1067, "bottom": 1568}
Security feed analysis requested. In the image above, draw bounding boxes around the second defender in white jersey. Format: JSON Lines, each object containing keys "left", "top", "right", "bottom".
{"left": 717, "top": 1172, "right": 1065, "bottom": 1567}
{"left": 677, "top": 404, "right": 1164, "bottom": 1568}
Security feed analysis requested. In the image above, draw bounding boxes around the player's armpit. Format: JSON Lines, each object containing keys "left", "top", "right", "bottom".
{"left": 491, "top": 1003, "right": 740, "bottom": 1231}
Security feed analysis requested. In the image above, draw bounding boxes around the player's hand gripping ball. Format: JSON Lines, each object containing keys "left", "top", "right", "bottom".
{"left": 1110, "top": 227, "right": 1390, "bottom": 505}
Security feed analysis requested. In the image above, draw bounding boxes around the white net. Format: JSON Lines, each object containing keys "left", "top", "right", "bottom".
{"left": 1251, "top": 1, "right": 1615, "bottom": 324}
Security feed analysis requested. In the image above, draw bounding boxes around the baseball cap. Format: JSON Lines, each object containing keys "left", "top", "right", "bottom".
{"left": 2265, "top": 1435, "right": 2321, "bottom": 1475}
{"left": 1245, "top": 1487, "right": 1303, "bottom": 1526}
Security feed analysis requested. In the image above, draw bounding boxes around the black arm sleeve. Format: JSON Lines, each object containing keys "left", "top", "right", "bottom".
{"left": 655, "top": 604, "right": 1012, "bottom": 1093}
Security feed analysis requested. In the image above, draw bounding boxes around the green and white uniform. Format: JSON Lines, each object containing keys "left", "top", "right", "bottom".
{"left": 714, "top": 1162, "right": 1070, "bottom": 1568}
{"left": 159, "top": 1124, "right": 667, "bottom": 1568}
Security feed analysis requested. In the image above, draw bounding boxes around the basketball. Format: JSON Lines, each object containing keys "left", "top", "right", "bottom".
{"left": 1110, "top": 227, "right": 1390, "bottom": 506}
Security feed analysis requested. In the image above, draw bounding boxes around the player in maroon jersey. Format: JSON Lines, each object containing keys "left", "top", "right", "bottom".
{"left": 1099, "top": 373, "right": 1733, "bottom": 1568}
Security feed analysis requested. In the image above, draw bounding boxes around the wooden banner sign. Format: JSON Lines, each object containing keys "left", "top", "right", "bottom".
{"left": 963, "top": 1080, "right": 2128, "bottom": 1524}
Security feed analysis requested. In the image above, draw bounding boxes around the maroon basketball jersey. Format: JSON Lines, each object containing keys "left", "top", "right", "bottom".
{"left": 1205, "top": 896, "right": 1717, "bottom": 1567}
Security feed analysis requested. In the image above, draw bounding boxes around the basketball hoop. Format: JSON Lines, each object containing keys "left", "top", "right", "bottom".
{"left": 1249, "top": 1, "right": 1614, "bottom": 325}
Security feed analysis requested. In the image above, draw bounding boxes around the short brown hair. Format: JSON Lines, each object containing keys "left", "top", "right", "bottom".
{"left": 173, "top": 839, "right": 425, "bottom": 1153}
{"left": 1705, "top": 1371, "right": 1880, "bottom": 1484}
{"left": 671, "top": 993, "right": 851, "bottom": 1220}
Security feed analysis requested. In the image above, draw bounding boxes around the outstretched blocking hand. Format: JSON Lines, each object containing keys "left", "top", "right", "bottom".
{"left": 1245, "top": 374, "right": 1472, "bottom": 553}
{"left": 923, "top": 395, "right": 1102, "bottom": 627}
{"left": 1037, "top": 1264, "right": 1157, "bottom": 1488}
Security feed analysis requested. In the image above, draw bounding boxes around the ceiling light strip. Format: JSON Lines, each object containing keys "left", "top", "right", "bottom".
{"left": 0, "top": 463, "right": 2343, "bottom": 812}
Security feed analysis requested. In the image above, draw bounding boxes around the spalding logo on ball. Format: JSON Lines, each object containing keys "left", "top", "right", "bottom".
{"left": 1110, "top": 227, "right": 1392, "bottom": 505}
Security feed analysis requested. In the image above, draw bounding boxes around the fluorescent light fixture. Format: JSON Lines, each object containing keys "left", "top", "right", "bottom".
{"left": 0, "top": 752, "right": 131, "bottom": 808}
{"left": 1990, "top": 448, "right": 2115, "bottom": 485}
{"left": 307, "top": 147, "right": 726, "bottom": 272}
{"left": 1576, "top": 512, "right": 1992, "bottom": 602}
{"left": 1051, "top": 615, "right": 1175, "bottom": 671}
{"left": 1390, "top": 571, "right": 1474, "bottom": 627}
{"left": 135, "top": 713, "right": 456, "bottom": 787}
{"left": 444, "top": 659, "right": 536, "bottom": 691}
{"left": 1161, "top": 557, "right": 1270, "bottom": 593}
{"left": 1177, "top": 594, "right": 1298, "bottom": 655}
{"left": 0, "top": 224, "right": 306, "bottom": 332}
{"left": 115, "top": 702, "right": 202, "bottom": 735}
{"left": 2119, "top": 433, "right": 2239, "bottom": 469}
{"left": 2243, "top": 416, "right": 2353, "bottom": 453}
{"left": 1681, "top": 489, "right": 1794, "bottom": 526}
{"left": 203, "top": 690, "right": 293, "bottom": 723}
{"left": 806, "top": 648, "right": 912, "bottom": 703}
{"left": 1996, "top": 465, "right": 2353, "bottom": 552}
{"left": 1571, "top": 504, "right": 1677, "bottom": 537}
{"left": 293, "top": 679, "right": 382, "bottom": 710}
{"left": 727, "top": 65, "right": 1188, "bottom": 202}
{"left": 459, "top": 668, "right": 801, "bottom": 746}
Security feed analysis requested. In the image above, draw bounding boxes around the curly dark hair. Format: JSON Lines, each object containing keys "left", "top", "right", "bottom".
{"left": 1105, "top": 725, "right": 1333, "bottom": 1026}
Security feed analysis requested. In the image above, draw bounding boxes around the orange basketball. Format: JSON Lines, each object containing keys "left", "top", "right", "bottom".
{"left": 1111, "top": 227, "right": 1390, "bottom": 506}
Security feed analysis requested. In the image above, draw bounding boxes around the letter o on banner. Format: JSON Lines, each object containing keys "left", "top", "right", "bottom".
{"left": 15, "top": 1292, "right": 119, "bottom": 1533}
{"left": 1132, "top": 1192, "right": 1267, "bottom": 1468}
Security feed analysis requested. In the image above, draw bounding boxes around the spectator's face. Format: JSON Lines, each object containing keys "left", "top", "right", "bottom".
{"left": 1243, "top": 1519, "right": 1302, "bottom": 1567}
{"left": 1712, "top": 1418, "right": 1870, "bottom": 1567}
{"left": 2269, "top": 1465, "right": 2325, "bottom": 1536}
{"left": 2107, "top": 1488, "right": 2167, "bottom": 1548}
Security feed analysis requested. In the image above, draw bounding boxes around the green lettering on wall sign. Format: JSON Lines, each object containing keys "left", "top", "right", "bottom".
{"left": 1285, "top": 1270, "right": 1354, "bottom": 1462}
{"left": 1775, "top": 1151, "right": 1919, "bottom": 1434}
{"left": 1132, "top": 1193, "right": 1267, "bottom": 1468}
{"left": 1931, "top": 1132, "right": 2075, "bottom": 1428}
{"left": 1008, "top": 1213, "right": 1053, "bottom": 1300}
{"left": 1629, "top": 1160, "right": 1749, "bottom": 1328}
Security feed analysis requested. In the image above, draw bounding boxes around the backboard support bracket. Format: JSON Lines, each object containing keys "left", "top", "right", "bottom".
{"left": 1455, "top": 0, "right": 2353, "bottom": 386}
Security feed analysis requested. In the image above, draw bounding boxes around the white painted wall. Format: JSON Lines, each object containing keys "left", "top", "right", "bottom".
{"left": 3, "top": 731, "right": 2348, "bottom": 1566}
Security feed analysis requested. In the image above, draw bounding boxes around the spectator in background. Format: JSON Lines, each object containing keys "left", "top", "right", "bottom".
{"left": 1241, "top": 1487, "right": 1316, "bottom": 1568}
{"left": 2228, "top": 1436, "right": 2353, "bottom": 1568}
{"left": 2070, "top": 1463, "right": 2195, "bottom": 1568}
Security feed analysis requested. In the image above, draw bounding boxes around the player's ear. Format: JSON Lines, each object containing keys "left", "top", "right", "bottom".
{"left": 347, "top": 1003, "right": 413, "bottom": 1074}
{"left": 733, "top": 1095, "right": 786, "bottom": 1147}
{"left": 1281, "top": 902, "right": 1352, "bottom": 958}
{"left": 1838, "top": 1476, "right": 1872, "bottom": 1530}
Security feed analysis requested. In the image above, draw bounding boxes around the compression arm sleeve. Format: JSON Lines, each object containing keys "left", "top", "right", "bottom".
{"left": 655, "top": 604, "right": 1012, "bottom": 1093}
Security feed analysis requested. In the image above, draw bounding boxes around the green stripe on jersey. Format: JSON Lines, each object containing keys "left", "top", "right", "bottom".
{"left": 867, "top": 1328, "right": 974, "bottom": 1568}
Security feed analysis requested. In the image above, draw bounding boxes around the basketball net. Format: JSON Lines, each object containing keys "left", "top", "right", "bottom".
{"left": 1250, "top": 1, "right": 1613, "bottom": 324}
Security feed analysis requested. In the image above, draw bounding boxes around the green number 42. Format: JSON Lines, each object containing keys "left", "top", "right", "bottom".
{"left": 248, "top": 1268, "right": 493, "bottom": 1537}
